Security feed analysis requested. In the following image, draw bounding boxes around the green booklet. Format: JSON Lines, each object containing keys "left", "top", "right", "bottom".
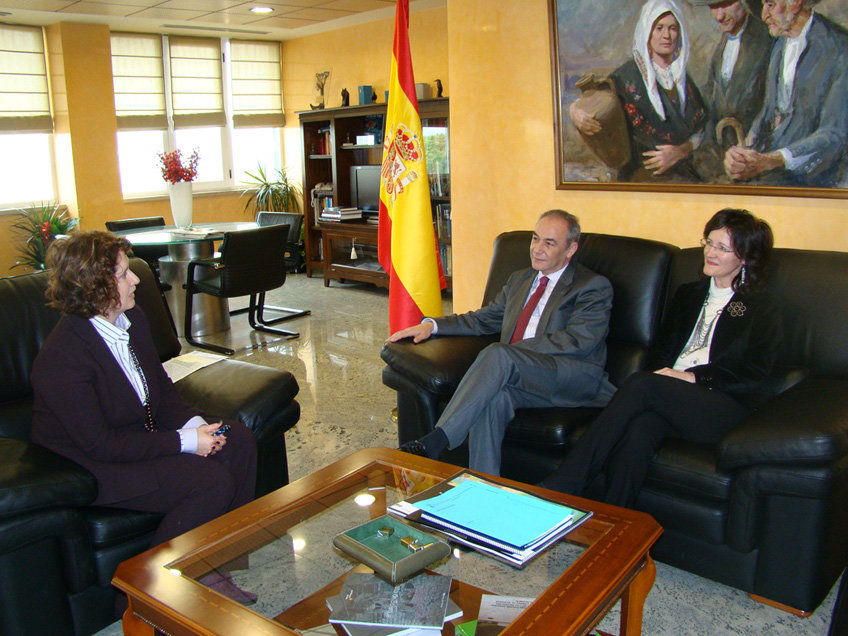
{"left": 333, "top": 515, "right": 451, "bottom": 584}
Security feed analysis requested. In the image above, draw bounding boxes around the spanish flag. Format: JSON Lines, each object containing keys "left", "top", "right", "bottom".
{"left": 378, "top": 0, "right": 445, "bottom": 333}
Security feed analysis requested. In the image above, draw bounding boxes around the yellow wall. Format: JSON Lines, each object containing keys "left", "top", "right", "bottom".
{"left": 282, "top": 5, "right": 450, "bottom": 187}
{"left": 446, "top": 0, "right": 848, "bottom": 311}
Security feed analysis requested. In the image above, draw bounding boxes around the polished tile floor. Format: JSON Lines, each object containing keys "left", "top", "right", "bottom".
{"left": 95, "top": 273, "right": 838, "bottom": 635}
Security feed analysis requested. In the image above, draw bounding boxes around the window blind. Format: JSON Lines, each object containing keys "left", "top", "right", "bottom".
{"left": 0, "top": 24, "right": 52, "bottom": 132}
{"left": 169, "top": 36, "right": 225, "bottom": 128}
{"left": 230, "top": 40, "right": 285, "bottom": 128}
{"left": 110, "top": 33, "right": 167, "bottom": 130}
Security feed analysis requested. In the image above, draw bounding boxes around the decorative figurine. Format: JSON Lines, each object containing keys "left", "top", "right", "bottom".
{"left": 341, "top": 88, "right": 349, "bottom": 107}
{"left": 435, "top": 78, "right": 443, "bottom": 98}
{"left": 310, "top": 70, "right": 330, "bottom": 110}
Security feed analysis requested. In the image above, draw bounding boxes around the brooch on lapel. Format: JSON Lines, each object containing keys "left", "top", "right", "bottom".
{"left": 726, "top": 301, "right": 746, "bottom": 317}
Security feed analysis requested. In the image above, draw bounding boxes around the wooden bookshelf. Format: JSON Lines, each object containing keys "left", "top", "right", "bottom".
{"left": 298, "top": 98, "right": 451, "bottom": 285}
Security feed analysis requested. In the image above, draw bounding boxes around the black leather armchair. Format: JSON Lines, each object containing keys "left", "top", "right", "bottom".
{"left": 381, "top": 231, "right": 848, "bottom": 614}
{"left": 0, "top": 258, "right": 301, "bottom": 635}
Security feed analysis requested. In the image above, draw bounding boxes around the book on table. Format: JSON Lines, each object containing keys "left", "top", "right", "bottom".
{"left": 326, "top": 592, "right": 462, "bottom": 636}
{"left": 326, "top": 571, "right": 452, "bottom": 631}
{"left": 388, "top": 470, "right": 592, "bottom": 568}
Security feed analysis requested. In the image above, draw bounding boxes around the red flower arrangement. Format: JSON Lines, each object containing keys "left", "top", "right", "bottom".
{"left": 157, "top": 148, "right": 199, "bottom": 184}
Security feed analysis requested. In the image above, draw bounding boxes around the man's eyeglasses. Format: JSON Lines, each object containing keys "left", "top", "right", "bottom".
{"left": 700, "top": 238, "right": 734, "bottom": 254}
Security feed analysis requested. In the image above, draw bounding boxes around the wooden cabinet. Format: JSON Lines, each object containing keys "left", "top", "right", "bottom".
{"left": 298, "top": 99, "right": 450, "bottom": 287}
{"left": 319, "top": 221, "right": 386, "bottom": 288}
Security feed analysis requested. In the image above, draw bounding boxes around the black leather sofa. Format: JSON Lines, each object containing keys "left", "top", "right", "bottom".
{"left": 381, "top": 231, "right": 848, "bottom": 615}
{"left": 0, "top": 257, "right": 301, "bottom": 636}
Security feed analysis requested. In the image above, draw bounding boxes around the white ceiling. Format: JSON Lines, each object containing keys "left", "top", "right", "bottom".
{"left": 0, "top": 0, "right": 444, "bottom": 41}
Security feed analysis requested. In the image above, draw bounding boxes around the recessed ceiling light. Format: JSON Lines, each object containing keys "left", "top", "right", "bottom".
{"left": 250, "top": 6, "right": 274, "bottom": 13}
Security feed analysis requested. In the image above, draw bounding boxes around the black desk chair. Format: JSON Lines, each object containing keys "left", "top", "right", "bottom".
{"left": 256, "top": 211, "right": 305, "bottom": 273}
{"left": 184, "top": 224, "right": 310, "bottom": 355}
{"left": 105, "top": 216, "right": 176, "bottom": 333}
{"left": 105, "top": 217, "right": 169, "bottom": 277}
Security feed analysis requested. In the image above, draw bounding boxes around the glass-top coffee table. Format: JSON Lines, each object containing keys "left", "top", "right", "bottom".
{"left": 113, "top": 448, "right": 662, "bottom": 635}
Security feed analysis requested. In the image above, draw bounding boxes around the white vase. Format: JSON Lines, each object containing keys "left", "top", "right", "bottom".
{"left": 168, "top": 181, "right": 193, "bottom": 229}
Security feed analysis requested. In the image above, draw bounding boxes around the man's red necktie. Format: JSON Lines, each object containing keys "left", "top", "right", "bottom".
{"left": 510, "top": 276, "right": 549, "bottom": 343}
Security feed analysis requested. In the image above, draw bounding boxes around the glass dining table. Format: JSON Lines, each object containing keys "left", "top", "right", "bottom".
{"left": 113, "top": 222, "right": 257, "bottom": 339}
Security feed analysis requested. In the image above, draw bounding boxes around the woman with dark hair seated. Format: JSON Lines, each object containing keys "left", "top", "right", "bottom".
{"left": 31, "top": 230, "right": 258, "bottom": 604}
{"left": 541, "top": 209, "right": 779, "bottom": 508}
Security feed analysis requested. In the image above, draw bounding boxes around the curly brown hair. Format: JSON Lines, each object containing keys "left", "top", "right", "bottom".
{"left": 45, "top": 230, "right": 132, "bottom": 318}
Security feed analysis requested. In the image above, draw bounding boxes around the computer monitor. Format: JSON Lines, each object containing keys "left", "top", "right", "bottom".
{"left": 350, "top": 165, "right": 381, "bottom": 212}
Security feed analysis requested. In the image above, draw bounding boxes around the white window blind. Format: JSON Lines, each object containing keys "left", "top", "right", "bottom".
{"left": 0, "top": 24, "right": 52, "bottom": 132}
{"left": 169, "top": 36, "right": 225, "bottom": 128}
{"left": 110, "top": 33, "right": 167, "bottom": 130}
{"left": 230, "top": 40, "right": 285, "bottom": 128}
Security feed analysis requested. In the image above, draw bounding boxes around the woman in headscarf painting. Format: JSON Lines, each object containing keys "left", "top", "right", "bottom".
{"left": 570, "top": 0, "right": 708, "bottom": 182}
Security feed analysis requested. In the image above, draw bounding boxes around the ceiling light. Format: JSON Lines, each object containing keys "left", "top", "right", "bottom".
{"left": 250, "top": 6, "right": 274, "bottom": 13}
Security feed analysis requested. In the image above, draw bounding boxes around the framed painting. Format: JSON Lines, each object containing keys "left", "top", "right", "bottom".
{"left": 549, "top": 0, "right": 848, "bottom": 198}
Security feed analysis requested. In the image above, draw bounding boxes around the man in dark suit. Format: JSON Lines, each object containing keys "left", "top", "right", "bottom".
{"left": 692, "top": 0, "right": 773, "bottom": 149}
{"left": 388, "top": 210, "right": 615, "bottom": 475}
{"left": 724, "top": 0, "right": 848, "bottom": 186}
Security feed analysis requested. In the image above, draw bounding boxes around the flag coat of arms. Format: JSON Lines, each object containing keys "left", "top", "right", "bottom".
{"left": 378, "top": 0, "right": 445, "bottom": 333}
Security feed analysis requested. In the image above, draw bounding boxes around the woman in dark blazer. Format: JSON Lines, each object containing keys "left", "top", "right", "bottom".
{"left": 541, "top": 208, "right": 779, "bottom": 507}
{"left": 31, "top": 230, "right": 257, "bottom": 603}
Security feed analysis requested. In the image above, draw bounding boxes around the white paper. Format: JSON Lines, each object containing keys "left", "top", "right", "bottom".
{"left": 477, "top": 595, "right": 535, "bottom": 625}
{"left": 162, "top": 351, "right": 225, "bottom": 383}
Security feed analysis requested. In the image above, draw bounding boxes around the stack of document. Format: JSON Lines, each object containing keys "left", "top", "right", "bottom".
{"left": 326, "top": 572, "right": 462, "bottom": 636}
{"left": 321, "top": 206, "right": 362, "bottom": 221}
{"left": 389, "top": 471, "right": 591, "bottom": 568}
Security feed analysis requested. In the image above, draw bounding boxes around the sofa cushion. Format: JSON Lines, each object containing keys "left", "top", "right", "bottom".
{"left": 637, "top": 487, "right": 728, "bottom": 546}
{"left": 174, "top": 359, "right": 300, "bottom": 441}
{"left": 0, "top": 439, "right": 97, "bottom": 517}
{"left": 0, "top": 398, "right": 35, "bottom": 442}
{"left": 128, "top": 257, "right": 181, "bottom": 361}
{"left": 504, "top": 406, "right": 599, "bottom": 447}
{"left": 646, "top": 439, "right": 732, "bottom": 502}
{"left": 0, "top": 270, "right": 60, "bottom": 407}
{"left": 82, "top": 507, "right": 161, "bottom": 587}
{"left": 719, "top": 379, "right": 848, "bottom": 470}
{"left": 381, "top": 335, "right": 497, "bottom": 397}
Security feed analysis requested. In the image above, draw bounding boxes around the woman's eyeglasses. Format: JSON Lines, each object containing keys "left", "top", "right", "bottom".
{"left": 700, "top": 238, "right": 734, "bottom": 254}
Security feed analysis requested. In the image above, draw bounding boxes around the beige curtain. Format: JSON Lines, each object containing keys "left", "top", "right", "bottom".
{"left": 111, "top": 33, "right": 167, "bottom": 130}
{"left": 230, "top": 40, "right": 285, "bottom": 128}
{"left": 0, "top": 24, "right": 52, "bottom": 133}
{"left": 169, "top": 36, "right": 225, "bottom": 128}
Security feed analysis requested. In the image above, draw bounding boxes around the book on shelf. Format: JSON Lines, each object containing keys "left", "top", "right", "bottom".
{"left": 438, "top": 243, "right": 451, "bottom": 277}
{"left": 435, "top": 203, "right": 451, "bottom": 241}
{"left": 326, "top": 593, "right": 462, "bottom": 636}
{"left": 326, "top": 572, "right": 452, "bottom": 631}
{"left": 321, "top": 206, "right": 362, "bottom": 221}
{"left": 388, "top": 470, "right": 592, "bottom": 568}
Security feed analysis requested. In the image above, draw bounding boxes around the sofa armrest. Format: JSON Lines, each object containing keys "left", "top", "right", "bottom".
{"left": 0, "top": 438, "right": 97, "bottom": 518}
{"left": 718, "top": 378, "right": 848, "bottom": 470}
{"left": 380, "top": 335, "right": 497, "bottom": 397}
{"left": 174, "top": 359, "right": 300, "bottom": 442}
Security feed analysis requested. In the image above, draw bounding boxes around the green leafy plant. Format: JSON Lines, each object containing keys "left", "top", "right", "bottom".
{"left": 11, "top": 202, "right": 79, "bottom": 271}
{"left": 240, "top": 165, "right": 302, "bottom": 216}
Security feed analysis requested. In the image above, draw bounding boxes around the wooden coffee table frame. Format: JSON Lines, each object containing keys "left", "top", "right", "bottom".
{"left": 113, "top": 448, "right": 662, "bottom": 636}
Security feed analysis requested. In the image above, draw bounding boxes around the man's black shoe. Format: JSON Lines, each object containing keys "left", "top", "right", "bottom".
{"left": 399, "top": 440, "right": 428, "bottom": 457}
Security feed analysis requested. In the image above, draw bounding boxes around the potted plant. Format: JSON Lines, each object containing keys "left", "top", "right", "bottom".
{"left": 11, "top": 202, "right": 79, "bottom": 271}
{"left": 240, "top": 165, "right": 302, "bottom": 216}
